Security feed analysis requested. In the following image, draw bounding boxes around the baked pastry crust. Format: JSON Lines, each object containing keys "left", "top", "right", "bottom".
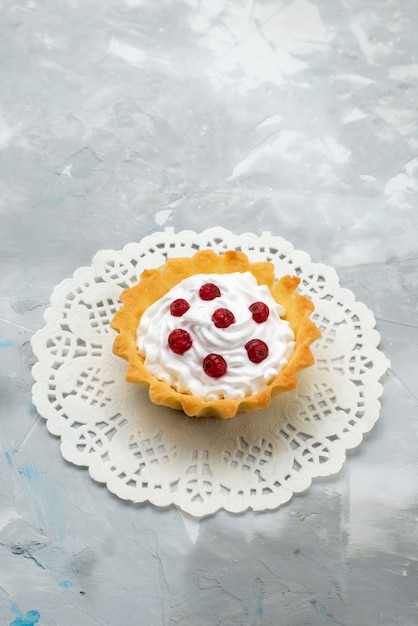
{"left": 111, "top": 250, "right": 321, "bottom": 418}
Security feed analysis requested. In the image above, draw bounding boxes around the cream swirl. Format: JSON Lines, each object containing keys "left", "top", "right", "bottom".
{"left": 136, "top": 272, "right": 295, "bottom": 400}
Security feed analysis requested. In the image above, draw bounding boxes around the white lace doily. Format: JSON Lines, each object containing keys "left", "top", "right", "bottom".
{"left": 31, "top": 227, "right": 390, "bottom": 517}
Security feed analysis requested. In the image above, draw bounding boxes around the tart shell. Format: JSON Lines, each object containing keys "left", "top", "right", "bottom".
{"left": 111, "top": 250, "right": 321, "bottom": 418}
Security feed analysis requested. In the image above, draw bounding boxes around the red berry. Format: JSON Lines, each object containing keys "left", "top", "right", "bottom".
{"left": 170, "top": 298, "right": 190, "bottom": 317}
{"left": 245, "top": 339, "right": 269, "bottom": 363}
{"left": 212, "top": 308, "right": 235, "bottom": 328}
{"left": 203, "top": 353, "right": 227, "bottom": 378}
{"left": 199, "top": 283, "right": 221, "bottom": 300}
{"left": 249, "top": 301, "right": 269, "bottom": 323}
{"left": 168, "top": 329, "right": 193, "bottom": 354}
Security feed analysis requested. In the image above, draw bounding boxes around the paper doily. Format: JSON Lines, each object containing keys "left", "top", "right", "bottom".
{"left": 31, "top": 227, "right": 390, "bottom": 517}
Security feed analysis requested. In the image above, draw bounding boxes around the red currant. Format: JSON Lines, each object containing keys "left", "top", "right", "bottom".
{"left": 168, "top": 329, "right": 193, "bottom": 354}
{"left": 212, "top": 308, "right": 235, "bottom": 328}
{"left": 249, "top": 301, "right": 269, "bottom": 323}
{"left": 203, "top": 353, "right": 227, "bottom": 378}
{"left": 245, "top": 339, "right": 269, "bottom": 363}
{"left": 170, "top": 298, "right": 190, "bottom": 317}
{"left": 199, "top": 283, "right": 221, "bottom": 300}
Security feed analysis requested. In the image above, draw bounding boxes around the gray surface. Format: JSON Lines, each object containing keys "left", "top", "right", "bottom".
{"left": 1, "top": 0, "right": 418, "bottom": 624}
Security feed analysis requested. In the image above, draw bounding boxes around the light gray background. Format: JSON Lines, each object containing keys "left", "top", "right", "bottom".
{"left": 1, "top": 0, "right": 417, "bottom": 624}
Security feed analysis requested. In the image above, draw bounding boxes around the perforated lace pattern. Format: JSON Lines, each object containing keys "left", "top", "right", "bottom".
{"left": 31, "top": 228, "right": 390, "bottom": 516}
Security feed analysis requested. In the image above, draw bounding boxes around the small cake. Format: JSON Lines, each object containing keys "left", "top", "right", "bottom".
{"left": 111, "top": 250, "right": 321, "bottom": 418}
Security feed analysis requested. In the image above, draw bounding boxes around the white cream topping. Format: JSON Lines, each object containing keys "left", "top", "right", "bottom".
{"left": 136, "top": 272, "right": 295, "bottom": 400}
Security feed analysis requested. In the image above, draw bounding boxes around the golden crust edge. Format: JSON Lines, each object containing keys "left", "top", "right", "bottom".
{"left": 111, "top": 249, "right": 321, "bottom": 419}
